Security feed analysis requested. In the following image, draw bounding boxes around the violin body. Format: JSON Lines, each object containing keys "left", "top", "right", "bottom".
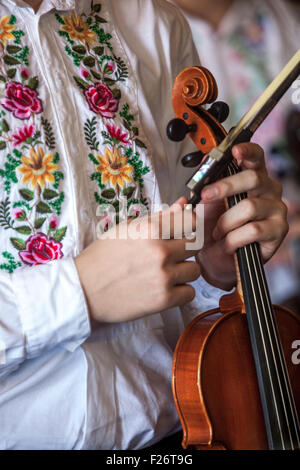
{"left": 172, "top": 292, "right": 300, "bottom": 450}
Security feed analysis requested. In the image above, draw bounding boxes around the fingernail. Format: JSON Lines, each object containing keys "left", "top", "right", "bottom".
{"left": 202, "top": 186, "right": 219, "bottom": 200}
{"left": 233, "top": 145, "right": 247, "bottom": 158}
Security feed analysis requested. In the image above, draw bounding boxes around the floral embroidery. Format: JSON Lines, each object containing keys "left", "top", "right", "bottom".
{"left": 85, "top": 82, "right": 119, "bottom": 118}
{"left": 0, "top": 16, "right": 67, "bottom": 273}
{"left": 18, "top": 232, "right": 63, "bottom": 266}
{"left": 11, "top": 123, "right": 34, "bottom": 147}
{"left": 60, "top": 13, "right": 97, "bottom": 46}
{"left": 96, "top": 147, "right": 133, "bottom": 193}
{"left": 56, "top": 2, "right": 150, "bottom": 228}
{"left": 18, "top": 147, "right": 58, "bottom": 189}
{"left": 0, "top": 16, "right": 15, "bottom": 45}
{"left": 1, "top": 81, "right": 43, "bottom": 119}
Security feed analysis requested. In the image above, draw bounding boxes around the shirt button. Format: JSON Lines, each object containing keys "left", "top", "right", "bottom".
{"left": 201, "top": 289, "right": 211, "bottom": 299}
{"left": 81, "top": 209, "right": 90, "bottom": 223}
{"left": 55, "top": 73, "right": 64, "bottom": 89}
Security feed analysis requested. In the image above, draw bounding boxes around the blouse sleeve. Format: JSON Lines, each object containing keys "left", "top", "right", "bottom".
{"left": 0, "top": 257, "right": 90, "bottom": 379}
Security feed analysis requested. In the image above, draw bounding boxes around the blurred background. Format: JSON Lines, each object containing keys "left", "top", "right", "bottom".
{"left": 169, "top": 0, "right": 300, "bottom": 315}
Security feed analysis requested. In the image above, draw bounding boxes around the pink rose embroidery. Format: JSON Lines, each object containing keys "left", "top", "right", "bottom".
{"left": 84, "top": 83, "right": 119, "bottom": 119}
{"left": 1, "top": 82, "right": 43, "bottom": 120}
{"left": 19, "top": 232, "right": 63, "bottom": 266}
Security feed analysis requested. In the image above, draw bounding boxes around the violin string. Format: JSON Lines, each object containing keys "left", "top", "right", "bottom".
{"left": 247, "top": 242, "right": 295, "bottom": 447}
{"left": 230, "top": 160, "right": 300, "bottom": 448}
{"left": 252, "top": 241, "right": 300, "bottom": 446}
{"left": 228, "top": 162, "right": 289, "bottom": 448}
{"left": 235, "top": 182, "right": 297, "bottom": 447}
{"left": 229, "top": 165, "right": 286, "bottom": 448}
{"left": 231, "top": 160, "right": 300, "bottom": 447}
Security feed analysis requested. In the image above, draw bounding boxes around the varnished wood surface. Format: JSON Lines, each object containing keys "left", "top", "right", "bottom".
{"left": 172, "top": 303, "right": 300, "bottom": 450}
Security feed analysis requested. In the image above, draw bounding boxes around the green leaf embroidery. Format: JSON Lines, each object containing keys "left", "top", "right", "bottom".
{"left": 12, "top": 200, "right": 31, "bottom": 211}
{"left": 1, "top": 120, "right": 9, "bottom": 132}
{"left": 53, "top": 170, "right": 64, "bottom": 190}
{"left": 90, "top": 69, "right": 101, "bottom": 80}
{"left": 123, "top": 187, "right": 135, "bottom": 199}
{"left": 72, "top": 45, "right": 87, "bottom": 55}
{"left": 112, "top": 88, "right": 121, "bottom": 100}
{"left": 9, "top": 15, "right": 17, "bottom": 25}
{"left": 27, "top": 76, "right": 39, "bottom": 90}
{"left": 114, "top": 55, "right": 129, "bottom": 82}
{"left": 74, "top": 75, "right": 89, "bottom": 90}
{"left": 135, "top": 139, "right": 147, "bottom": 149}
{"left": 83, "top": 56, "right": 96, "bottom": 68}
{"left": 19, "top": 188, "right": 34, "bottom": 201}
{"left": 49, "top": 192, "right": 64, "bottom": 215}
{"left": 65, "top": 46, "right": 82, "bottom": 66}
{"left": 15, "top": 225, "right": 32, "bottom": 235}
{"left": 55, "top": 13, "right": 66, "bottom": 25}
{"left": 12, "top": 30, "right": 25, "bottom": 45}
{"left": 93, "top": 46, "right": 104, "bottom": 56}
{"left": 91, "top": 3, "right": 102, "bottom": 13}
{"left": 34, "top": 217, "right": 46, "bottom": 229}
{"left": 7, "top": 68, "right": 16, "bottom": 79}
{"left": 43, "top": 189, "right": 59, "bottom": 200}
{"left": 3, "top": 55, "right": 21, "bottom": 66}
{"left": 10, "top": 238, "right": 26, "bottom": 251}
{"left": 6, "top": 45, "right": 22, "bottom": 54}
{"left": 103, "top": 77, "right": 115, "bottom": 86}
{"left": 36, "top": 201, "right": 52, "bottom": 214}
{"left": 0, "top": 251, "right": 22, "bottom": 273}
{"left": 94, "top": 15, "right": 107, "bottom": 24}
{"left": 15, "top": 45, "right": 29, "bottom": 66}
{"left": 41, "top": 117, "right": 56, "bottom": 149}
{"left": 0, "top": 198, "right": 14, "bottom": 230}
{"left": 52, "top": 226, "right": 67, "bottom": 242}
{"left": 101, "top": 189, "right": 116, "bottom": 200}
{"left": 84, "top": 118, "right": 99, "bottom": 151}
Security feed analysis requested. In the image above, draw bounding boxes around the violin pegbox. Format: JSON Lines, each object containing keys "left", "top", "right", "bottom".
{"left": 167, "top": 66, "right": 229, "bottom": 167}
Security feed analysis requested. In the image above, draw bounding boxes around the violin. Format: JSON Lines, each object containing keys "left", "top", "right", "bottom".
{"left": 167, "top": 54, "right": 300, "bottom": 450}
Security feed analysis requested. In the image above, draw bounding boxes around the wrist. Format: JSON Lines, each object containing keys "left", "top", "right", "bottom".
{"left": 197, "top": 251, "right": 236, "bottom": 291}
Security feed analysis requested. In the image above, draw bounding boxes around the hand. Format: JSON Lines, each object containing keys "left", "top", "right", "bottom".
{"left": 75, "top": 199, "right": 201, "bottom": 326}
{"left": 196, "top": 142, "right": 289, "bottom": 290}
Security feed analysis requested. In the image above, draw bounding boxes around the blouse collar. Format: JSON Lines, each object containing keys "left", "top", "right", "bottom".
{"left": 6, "top": 0, "right": 76, "bottom": 14}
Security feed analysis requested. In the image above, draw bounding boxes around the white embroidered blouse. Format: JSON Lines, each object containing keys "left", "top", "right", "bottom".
{"left": 0, "top": 0, "right": 224, "bottom": 449}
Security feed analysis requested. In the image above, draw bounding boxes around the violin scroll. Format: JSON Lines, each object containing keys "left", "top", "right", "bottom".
{"left": 167, "top": 66, "right": 229, "bottom": 159}
{"left": 173, "top": 66, "right": 218, "bottom": 107}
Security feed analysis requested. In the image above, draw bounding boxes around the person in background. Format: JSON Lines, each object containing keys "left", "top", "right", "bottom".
{"left": 171, "top": 0, "right": 300, "bottom": 313}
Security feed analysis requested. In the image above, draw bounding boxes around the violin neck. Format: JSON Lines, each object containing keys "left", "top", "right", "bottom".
{"left": 227, "top": 160, "right": 300, "bottom": 450}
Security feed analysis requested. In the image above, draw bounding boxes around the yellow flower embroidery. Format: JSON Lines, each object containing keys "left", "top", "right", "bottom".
{"left": 0, "top": 16, "right": 15, "bottom": 45}
{"left": 18, "top": 147, "right": 58, "bottom": 190}
{"left": 61, "top": 13, "right": 96, "bottom": 45}
{"left": 96, "top": 148, "right": 133, "bottom": 189}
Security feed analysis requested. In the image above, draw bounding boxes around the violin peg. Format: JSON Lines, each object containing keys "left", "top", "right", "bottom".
{"left": 167, "top": 118, "right": 197, "bottom": 142}
{"left": 207, "top": 101, "right": 230, "bottom": 124}
{"left": 181, "top": 150, "right": 204, "bottom": 168}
